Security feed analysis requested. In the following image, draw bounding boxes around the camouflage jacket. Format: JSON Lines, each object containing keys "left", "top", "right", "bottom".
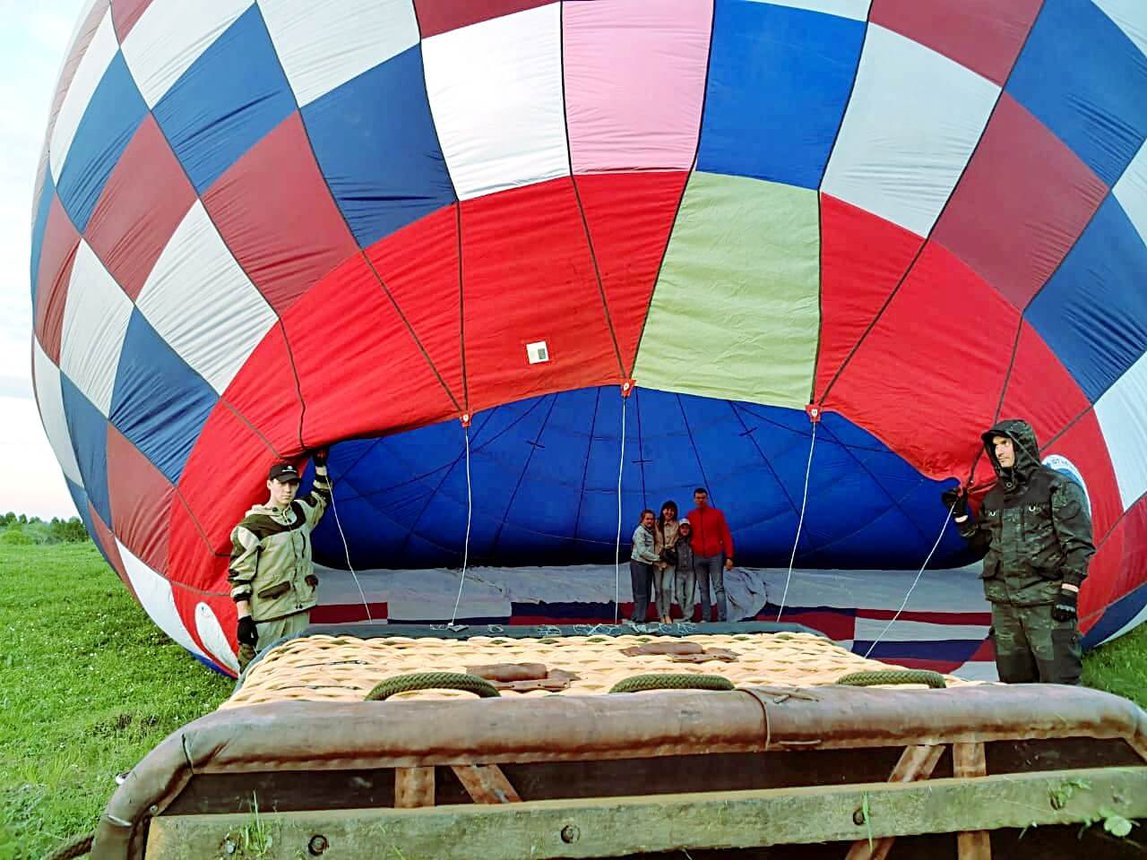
{"left": 958, "top": 419, "right": 1094, "bottom": 607}
{"left": 227, "top": 471, "right": 332, "bottom": 623}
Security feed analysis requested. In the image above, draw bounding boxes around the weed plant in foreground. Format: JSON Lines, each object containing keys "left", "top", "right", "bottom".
{"left": 0, "top": 543, "right": 232, "bottom": 860}
{"left": 1, "top": 541, "right": 1145, "bottom": 859}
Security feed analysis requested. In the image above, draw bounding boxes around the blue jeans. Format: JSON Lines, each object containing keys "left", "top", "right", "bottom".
{"left": 629, "top": 559, "right": 654, "bottom": 623}
{"left": 695, "top": 554, "right": 727, "bottom": 621}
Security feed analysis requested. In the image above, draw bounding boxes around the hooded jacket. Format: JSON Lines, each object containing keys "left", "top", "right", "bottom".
{"left": 958, "top": 419, "right": 1094, "bottom": 606}
{"left": 228, "top": 473, "right": 332, "bottom": 622}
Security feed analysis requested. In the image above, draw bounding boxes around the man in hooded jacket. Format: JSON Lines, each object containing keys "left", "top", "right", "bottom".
{"left": 942, "top": 419, "right": 1093, "bottom": 685}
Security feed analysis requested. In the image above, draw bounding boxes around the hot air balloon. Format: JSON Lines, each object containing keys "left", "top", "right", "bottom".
{"left": 29, "top": 0, "right": 1147, "bottom": 675}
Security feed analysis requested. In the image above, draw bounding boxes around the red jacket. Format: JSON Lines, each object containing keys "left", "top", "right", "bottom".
{"left": 686, "top": 505, "right": 734, "bottom": 559}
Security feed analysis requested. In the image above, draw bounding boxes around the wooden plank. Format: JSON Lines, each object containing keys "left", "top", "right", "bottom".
{"left": 953, "top": 743, "right": 991, "bottom": 860}
{"left": 395, "top": 767, "right": 435, "bottom": 809}
{"left": 451, "top": 765, "right": 522, "bottom": 804}
{"left": 846, "top": 744, "right": 945, "bottom": 860}
{"left": 146, "top": 765, "right": 1147, "bottom": 860}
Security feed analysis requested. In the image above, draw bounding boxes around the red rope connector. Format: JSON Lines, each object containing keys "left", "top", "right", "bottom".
{"left": 805, "top": 403, "right": 823, "bottom": 424}
{"left": 460, "top": 412, "right": 472, "bottom": 428}
{"left": 620, "top": 378, "right": 636, "bottom": 398}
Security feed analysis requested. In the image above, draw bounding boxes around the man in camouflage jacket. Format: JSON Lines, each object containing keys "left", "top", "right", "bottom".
{"left": 943, "top": 419, "right": 1093, "bottom": 685}
{"left": 229, "top": 450, "right": 332, "bottom": 671}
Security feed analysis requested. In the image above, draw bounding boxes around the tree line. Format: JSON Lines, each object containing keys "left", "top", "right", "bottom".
{"left": 0, "top": 512, "right": 90, "bottom": 545}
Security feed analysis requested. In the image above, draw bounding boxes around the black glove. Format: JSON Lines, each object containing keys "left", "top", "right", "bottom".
{"left": 312, "top": 447, "right": 329, "bottom": 468}
{"left": 237, "top": 616, "right": 259, "bottom": 647}
{"left": 940, "top": 486, "right": 968, "bottom": 518}
{"left": 1051, "top": 586, "right": 1078, "bottom": 622}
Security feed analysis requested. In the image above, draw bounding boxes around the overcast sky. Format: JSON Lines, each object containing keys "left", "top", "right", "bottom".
{"left": 0, "top": 0, "right": 87, "bottom": 518}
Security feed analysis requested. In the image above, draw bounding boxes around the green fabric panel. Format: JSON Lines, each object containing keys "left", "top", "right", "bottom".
{"left": 634, "top": 172, "right": 820, "bottom": 408}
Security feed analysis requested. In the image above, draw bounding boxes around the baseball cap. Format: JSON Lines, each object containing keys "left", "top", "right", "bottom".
{"left": 268, "top": 463, "right": 301, "bottom": 483}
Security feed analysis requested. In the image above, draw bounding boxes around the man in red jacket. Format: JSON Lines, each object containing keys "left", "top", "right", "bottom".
{"left": 686, "top": 487, "right": 735, "bottom": 622}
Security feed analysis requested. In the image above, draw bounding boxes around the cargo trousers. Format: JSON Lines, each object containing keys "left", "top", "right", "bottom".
{"left": 990, "top": 601, "right": 1081, "bottom": 685}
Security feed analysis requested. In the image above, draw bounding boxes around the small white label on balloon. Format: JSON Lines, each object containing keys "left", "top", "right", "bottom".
{"left": 1042, "top": 454, "right": 1092, "bottom": 515}
{"left": 526, "top": 340, "right": 550, "bottom": 364}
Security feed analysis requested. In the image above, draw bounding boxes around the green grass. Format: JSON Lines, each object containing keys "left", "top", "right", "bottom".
{"left": 1, "top": 543, "right": 1145, "bottom": 859}
{"left": 0, "top": 544, "right": 232, "bottom": 860}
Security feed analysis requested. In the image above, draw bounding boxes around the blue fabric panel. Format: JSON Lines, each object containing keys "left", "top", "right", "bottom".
{"left": 64, "top": 476, "right": 113, "bottom": 567}
{"left": 853, "top": 639, "right": 984, "bottom": 663}
{"left": 29, "top": 176, "right": 56, "bottom": 306}
{"left": 301, "top": 45, "right": 456, "bottom": 248}
{"left": 153, "top": 6, "right": 296, "bottom": 193}
{"left": 55, "top": 52, "right": 147, "bottom": 231}
{"left": 61, "top": 375, "right": 111, "bottom": 526}
{"left": 1007, "top": 0, "right": 1147, "bottom": 186}
{"left": 1082, "top": 581, "right": 1147, "bottom": 649}
{"left": 1027, "top": 197, "right": 1147, "bottom": 401}
{"left": 311, "top": 388, "right": 975, "bottom": 571}
{"left": 109, "top": 311, "right": 218, "bottom": 484}
{"left": 697, "top": 0, "right": 863, "bottom": 189}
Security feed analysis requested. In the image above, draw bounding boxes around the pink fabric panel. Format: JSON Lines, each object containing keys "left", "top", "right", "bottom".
{"left": 564, "top": 0, "right": 712, "bottom": 173}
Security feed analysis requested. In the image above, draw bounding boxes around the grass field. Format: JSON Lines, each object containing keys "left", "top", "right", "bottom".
{"left": 2, "top": 542, "right": 1145, "bottom": 860}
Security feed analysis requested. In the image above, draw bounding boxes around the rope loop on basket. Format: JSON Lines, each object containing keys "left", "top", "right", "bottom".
{"left": 365, "top": 672, "right": 502, "bottom": 701}
{"left": 834, "top": 669, "right": 947, "bottom": 689}
{"left": 608, "top": 673, "right": 735, "bottom": 694}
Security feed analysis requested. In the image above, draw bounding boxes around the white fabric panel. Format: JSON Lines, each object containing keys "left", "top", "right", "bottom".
{"left": 1095, "top": 352, "right": 1147, "bottom": 509}
{"left": 422, "top": 3, "right": 569, "bottom": 201}
{"left": 121, "top": 0, "right": 254, "bottom": 108}
{"left": 1093, "top": 0, "right": 1147, "bottom": 56}
{"left": 259, "top": 0, "right": 420, "bottom": 107}
{"left": 1114, "top": 138, "right": 1147, "bottom": 244}
{"left": 195, "top": 602, "right": 239, "bottom": 672}
{"left": 58, "top": 241, "right": 134, "bottom": 416}
{"left": 118, "top": 542, "right": 207, "bottom": 658}
{"left": 136, "top": 201, "right": 278, "bottom": 395}
{"left": 49, "top": 9, "right": 120, "bottom": 182}
{"left": 821, "top": 24, "right": 1000, "bottom": 237}
{"left": 32, "top": 340, "right": 84, "bottom": 486}
{"left": 853, "top": 617, "right": 988, "bottom": 643}
{"left": 756, "top": 0, "right": 871, "bottom": 21}
{"left": 950, "top": 662, "right": 999, "bottom": 682}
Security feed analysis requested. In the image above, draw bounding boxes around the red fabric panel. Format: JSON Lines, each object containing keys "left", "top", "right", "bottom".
{"left": 87, "top": 501, "right": 134, "bottom": 600}
{"left": 997, "top": 321, "right": 1092, "bottom": 451}
{"left": 174, "top": 404, "right": 275, "bottom": 590}
{"left": 204, "top": 113, "right": 358, "bottom": 315}
{"left": 574, "top": 170, "right": 689, "bottom": 375}
{"left": 34, "top": 197, "right": 81, "bottom": 364}
{"left": 106, "top": 424, "right": 174, "bottom": 574}
{"left": 933, "top": 95, "right": 1107, "bottom": 309}
{"left": 312, "top": 602, "right": 390, "bottom": 623}
{"left": 166, "top": 495, "right": 229, "bottom": 594}
{"left": 365, "top": 206, "right": 465, "bottom": 408}
{"left": 1115, "top": 498, "right": 1147, "bottom": 610}
{"left": 460, "top": 177, "right": 623, "bottom": 414}
{"left": 111, "top": 0, "right": 154, "bottom": 38}
{"left": 220, "top": 324, "right": 305, "bottom": 456}
{"left": 282, "top": 255, "right": 459, "bottom": 446}
{"left": 870, "top": 0, "right": 1041, "bottom": 87}
{"left": 1080, "top": 526, "right": 1124, "bottom": 634}
{"left": 761, "top": 609, "right": 856, "bottom": 642}
{"left": 967, "top": 638, "right": 995, "bottom": 662}
{"left": 858, "top": 608, "right": 992, "bottom": 625}
{"left": 815, "top": 195, "right": 924, "bottom": 401}
{"left": 821, "top": 241, "right": 1020, "bottom": 480}
{"left": 85, "top": 116, "right": 196, "bottom": 301}
{"left": 414, "top": 0, "right": 553, "bottom": 38}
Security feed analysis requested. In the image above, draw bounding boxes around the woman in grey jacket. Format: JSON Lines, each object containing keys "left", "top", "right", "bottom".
{"left": 629, "top": 509, "right": 659, "bottom": 625}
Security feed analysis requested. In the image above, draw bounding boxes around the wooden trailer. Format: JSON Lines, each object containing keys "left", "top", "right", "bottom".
{"left": 92, "top": 624, "right": 1147, "bottom": 859}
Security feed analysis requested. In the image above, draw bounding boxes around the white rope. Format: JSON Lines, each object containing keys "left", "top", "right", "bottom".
{"left": 328, "top": 471, "right": 374, "bottom": 624}
{"left": 449, "top": 423, "right": 473, "bottom": 627}
{"left": 862, "top": 502, "right": 957, "bottom": 658}
{"left": 613, "top": 396, "right": 628, "bottom": 624}
{"left": 776, "top": 421, "right": 818, "bottom": 622}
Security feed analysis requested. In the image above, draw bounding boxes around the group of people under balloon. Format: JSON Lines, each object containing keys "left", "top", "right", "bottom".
{"left": 629, "top": 487, "right": 735, "bottom": 625}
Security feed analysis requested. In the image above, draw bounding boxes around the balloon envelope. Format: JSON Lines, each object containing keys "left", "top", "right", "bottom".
{"left": 29, "top": 0, "right": 1147, "bottom": 672}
